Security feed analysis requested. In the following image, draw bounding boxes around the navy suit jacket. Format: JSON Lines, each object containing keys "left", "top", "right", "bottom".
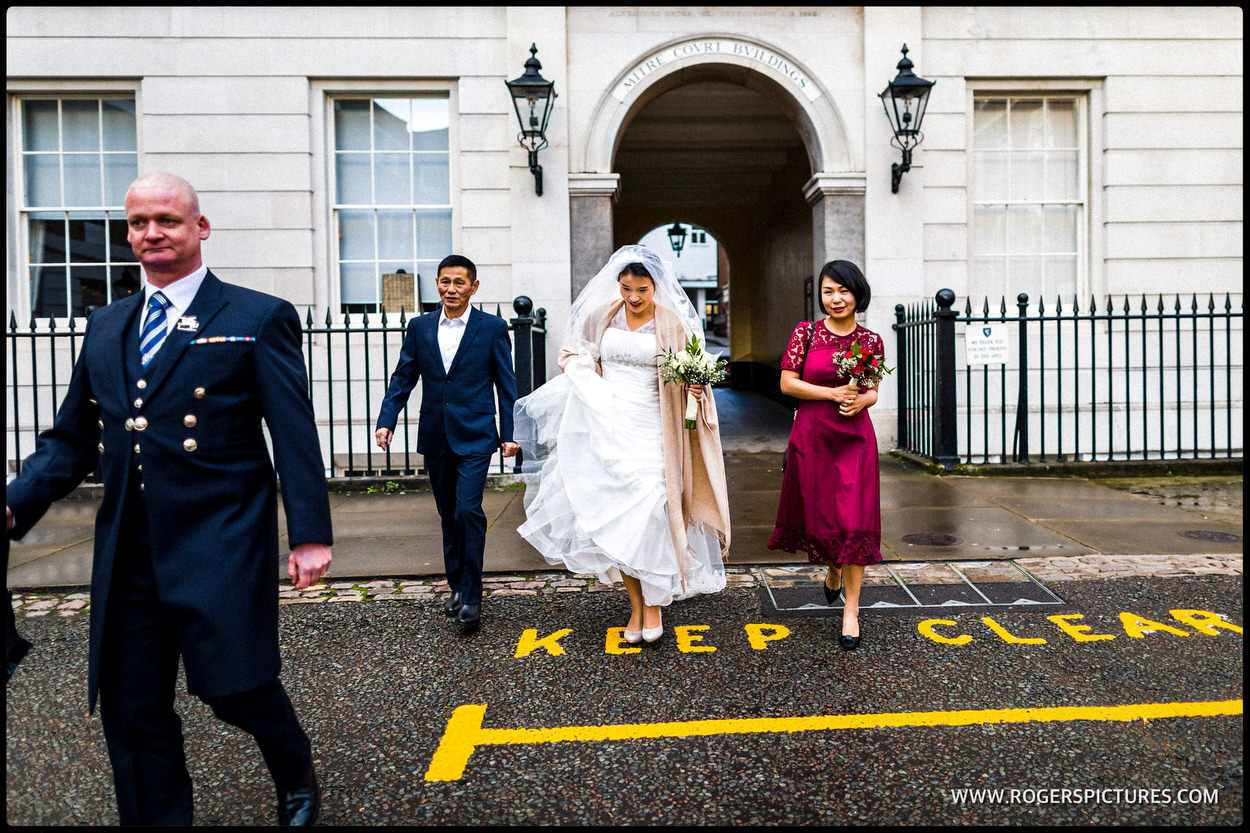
{"left": 6, "top": 272, "right": 332, "bottom": 709}
{"left": 375, "top": 307, "right": 517, "bottom": 457}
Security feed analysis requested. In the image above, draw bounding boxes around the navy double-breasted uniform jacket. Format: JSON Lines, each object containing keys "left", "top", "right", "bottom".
{"left": 375, "top": 308, "right": 517, "bottom": 456}
{"left": 6, "top": 271, "right": 332, "bottom": 709}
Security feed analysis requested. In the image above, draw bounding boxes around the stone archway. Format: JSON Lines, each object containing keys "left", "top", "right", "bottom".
{"left": 570, "top": 36, "right": 865, "bottom": 394}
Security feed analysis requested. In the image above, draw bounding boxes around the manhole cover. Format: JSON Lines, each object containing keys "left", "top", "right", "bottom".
{"left": 901, "top": 533, "right": 962, "bottom": 547}
{"left": 1179, "top": 530, "right": 1241, "bottom": 543}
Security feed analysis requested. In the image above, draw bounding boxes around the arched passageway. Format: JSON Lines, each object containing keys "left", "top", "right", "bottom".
{"left": 613, "top": 77, "right": 812, "bottom": 393}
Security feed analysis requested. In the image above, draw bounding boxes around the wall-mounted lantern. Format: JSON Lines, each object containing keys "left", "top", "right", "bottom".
{"left": 505, "top": 43, "right": 557, "bottom": 196}
{"left": 878, "top": 44, "right": 935, "bottom": 193}
{"left": 666, "top": 222, "right": 688, "bottom": 257}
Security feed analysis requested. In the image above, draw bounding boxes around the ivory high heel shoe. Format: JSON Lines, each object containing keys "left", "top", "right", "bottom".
{"left": 623, "top": 627, "right": 644, "bottom": 644}
{"left": 642, "top": 608, "right": 664, "bottom": 643}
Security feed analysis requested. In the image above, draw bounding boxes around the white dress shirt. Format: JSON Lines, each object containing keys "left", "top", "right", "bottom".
{"left": 141, "top": 265, "right": 208, "bottom": 337}
{"left": 437, "top": 304, "right": 472, "bottom": 373}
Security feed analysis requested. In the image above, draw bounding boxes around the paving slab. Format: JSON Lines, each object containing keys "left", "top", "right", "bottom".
{"left": 1038, "top": 518, "right": 1245, "bottom": 556}
{"left": 4, "top": 500, "right": 97, "bottom": 557}
{"left": 326, "top": 489, "right": 515, "bottom": 518}
{"left": 485, "top": 488, "right": 526, "bottom": 531}
{"left": 724, "top": 460, "right": 785, "bottom": 492}
{"left": 714, "top": 389, "right": 793, "bottom": 453}
{"left": 719, "top": 526, "right": 834, "bottom": 566}
{"left": 879, "top": 479, "right": 990, "bottom": 510}
{"left": 309, "top": 536, "right": 446, "bottom": 578}
{"left": 1097, "top": 475, "right": 1243, "bottom": 526}
{"left": 882, "top": 506, "right": 1091, "bottom": 559}
{"left": 991, "top": 494, "right": 1201, "bottom": 523}
{"left": 943, "top": 476, "right": 1123, "bottom": 499}
{"left": 725, "top": 489, "right": 786, "bottom": 528}
{"left": 6, "top": 540, "right": 96, "bottom": 588}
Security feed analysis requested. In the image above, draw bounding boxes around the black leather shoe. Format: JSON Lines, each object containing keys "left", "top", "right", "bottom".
{"left": 839, "top": 635, "right": 860, "bottom": 651}
{"left": 455, "top": 603, "right": 481, "bottom": 633}
{"left": 277, "top": 766, "right": 320, "bottom": 826}
{"left": 442, "top": 591, "right": 464, "bottom": 617}
{"left": 823, "top": 583, "right": 842, "bottom": 605}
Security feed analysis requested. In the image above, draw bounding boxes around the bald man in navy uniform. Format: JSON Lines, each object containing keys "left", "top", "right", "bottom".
{"left": 6, "top": 173, "right": 331, "bottom": 826}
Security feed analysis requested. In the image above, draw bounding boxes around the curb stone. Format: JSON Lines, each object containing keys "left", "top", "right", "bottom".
{"left": 9, "top": 554, "right": 1242, "bottom": 619}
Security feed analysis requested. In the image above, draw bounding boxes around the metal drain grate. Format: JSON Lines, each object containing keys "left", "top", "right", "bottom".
{"left": 1179, "top": 530, "right": 1241, "bottom": 543}
{"left": 757, "top": 560, "right": 1065, "bottom": 617}
{"left": 900, "top": 533, "right": 962, "bottom": 547}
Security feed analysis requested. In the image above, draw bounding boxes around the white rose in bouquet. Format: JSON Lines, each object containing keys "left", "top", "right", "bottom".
{"left": 658, "top": 335, "right": 729, "bottom": 429}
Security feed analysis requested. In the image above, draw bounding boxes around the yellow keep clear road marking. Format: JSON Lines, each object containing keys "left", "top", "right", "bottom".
{"left": 424, "top": 699, "right": 1243, "bottom": 782}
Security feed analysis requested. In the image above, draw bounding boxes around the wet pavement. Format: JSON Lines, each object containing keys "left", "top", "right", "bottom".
{"left": 7, "top": 451, "right": 1244, "bottom": 591}
{"left": 6, "top": 389, "right": 1244, "bottom": 824}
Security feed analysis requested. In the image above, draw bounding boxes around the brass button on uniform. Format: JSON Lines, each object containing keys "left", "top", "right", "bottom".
{"left": 183, "top": 439, "right": 198, "bottom": 452}
{"left": 136, "top": 379, "right": 147, "bottom": 390}
{"left": 193, "top": 387, "right": 206, "bottom": 399}
{"left": 137, "top": 465, "right": 143, "bottom": 472}
{"left": 134, "top": 417, "right": 148, "bottom": 431}
{"left": 139, "top": 482, "right": 145, "bottom": 491}
{"left": 133, "top": 398, "right": 144, "bottom": 409}
{"left": 98, "top": 420, "right": 105, "bottom": 431}
{"left": 98, "top": 443, "right": 105, "bottom": 455}
{"left": 125, "top": 418, "right": 136, "bottom": 431}
{"left": 134, "top": 444, "right": 141, "bottom": 454}
{"left": 183, "top": 414, "right": 198, "bottom": 428}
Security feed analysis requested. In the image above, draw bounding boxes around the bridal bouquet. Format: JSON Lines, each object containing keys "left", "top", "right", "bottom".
{"left": 658, "top": 334, "right": 729, "bottom": 429}
{"left": 833, "top": 340, "right": 892, "bottom": 389}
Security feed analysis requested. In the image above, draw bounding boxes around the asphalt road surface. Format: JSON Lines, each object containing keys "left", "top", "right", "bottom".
{"left": 6, "top": 574, "right": 1243, "bottom": 825}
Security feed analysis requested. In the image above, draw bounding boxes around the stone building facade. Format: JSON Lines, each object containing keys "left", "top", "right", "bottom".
{"left": 6, "top": 6, "right": 1242, "bottom": 462}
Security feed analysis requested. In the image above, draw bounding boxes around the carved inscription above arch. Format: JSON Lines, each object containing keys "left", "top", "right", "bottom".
{"left": 612, "top": 38, "right": 823, "bottom": 104}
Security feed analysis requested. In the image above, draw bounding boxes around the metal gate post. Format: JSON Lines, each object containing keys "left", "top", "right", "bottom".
{"left": 933, "top": 289, "right": 960, "bottom": 470}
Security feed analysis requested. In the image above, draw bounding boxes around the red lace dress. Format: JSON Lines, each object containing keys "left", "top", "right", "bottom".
{"left": 767, "top": 321, "right": 883, "bottom": 565}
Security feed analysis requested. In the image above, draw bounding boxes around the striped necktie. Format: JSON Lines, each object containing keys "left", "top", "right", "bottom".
{"left": 139, "top": 291, "right": 171, "bottom": 367}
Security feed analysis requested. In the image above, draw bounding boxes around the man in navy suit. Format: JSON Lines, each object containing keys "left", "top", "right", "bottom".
{"left": 375, "top": 255, "right": 519, "bottom": 633}
{"left": 6, "top": 173, "right": 331, "bottom": 825}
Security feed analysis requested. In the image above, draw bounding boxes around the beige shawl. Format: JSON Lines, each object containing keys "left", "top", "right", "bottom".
{"left": 559, "top": 299, "right": 732, "bottom": 586}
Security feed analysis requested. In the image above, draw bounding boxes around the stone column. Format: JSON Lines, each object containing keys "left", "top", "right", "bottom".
{"left": 805, "top": 172, "right": 867, "bottom": 273}
{"left": 567, "top": 173, "right": 620, "bottom": 297}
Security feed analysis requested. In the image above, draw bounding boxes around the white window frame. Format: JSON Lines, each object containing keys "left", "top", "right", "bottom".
{"left": 309, "top": 81, "right": 459, "bottom": 318}
{"left": 965, "top": 79, "right": 1104, "bottom": 303}
{"left": 7, "top": 81, "right": 143, "bottom": 323}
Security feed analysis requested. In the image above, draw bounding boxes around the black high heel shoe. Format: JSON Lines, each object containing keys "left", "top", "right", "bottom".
{"left": 840, "top": 611, "right": 861, "bottom": 651}
{"left": 822, "top": 565, "right": 842, "bottom": 605}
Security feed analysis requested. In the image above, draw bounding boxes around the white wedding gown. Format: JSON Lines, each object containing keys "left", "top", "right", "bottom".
{"left": 515, "top": 319, "right": 726, "bottom": 606}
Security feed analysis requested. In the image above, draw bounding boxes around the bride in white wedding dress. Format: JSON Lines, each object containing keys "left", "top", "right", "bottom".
{"left": 513, "top": 246, "right": 732, "bottom": 645}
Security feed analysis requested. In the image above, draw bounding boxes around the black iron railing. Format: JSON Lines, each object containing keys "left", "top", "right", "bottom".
{"left": 6, "top": 297, "right": 547, "bottom": 481}
{"left": 894, "top": 290, "right": 1243, "bottom": 468}
{"left": 6, "top": 312, "right": 96, "bottom": 480}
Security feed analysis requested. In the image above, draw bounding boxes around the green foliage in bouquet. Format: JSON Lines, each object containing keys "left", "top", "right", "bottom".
{"left": 658, "top": 334, "right": 729, "bottom": 387}
{"left": 658, "top": 335, "right": 729, "bottom": 428}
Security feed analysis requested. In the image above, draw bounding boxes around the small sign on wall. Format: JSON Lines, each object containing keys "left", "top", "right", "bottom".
{"left": 965, "top": 325, "right": 1010, "bottom": 365}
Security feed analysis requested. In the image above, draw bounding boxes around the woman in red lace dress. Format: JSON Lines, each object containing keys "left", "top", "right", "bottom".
{"left": 767, "top": 260, "right": 883, "bottom": 651}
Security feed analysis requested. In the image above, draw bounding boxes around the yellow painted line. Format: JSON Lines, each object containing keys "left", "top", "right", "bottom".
{"left": 425, "top": 699, "right": 1242, "bottom": 782}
